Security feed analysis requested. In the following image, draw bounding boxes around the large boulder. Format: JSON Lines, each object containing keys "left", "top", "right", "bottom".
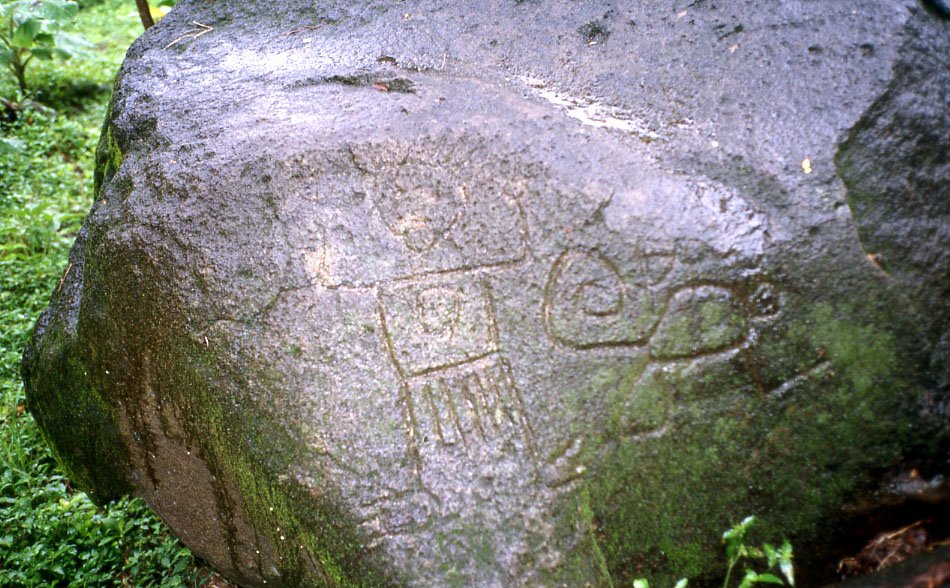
{"left": 23, "top": 1, "right": 948, "bottom": 586}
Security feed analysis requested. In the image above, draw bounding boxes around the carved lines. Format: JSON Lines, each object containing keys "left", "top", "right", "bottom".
{"left": 541, "top": 246, "right": 789, "bottom": 448}
{"left": 378, "top": 274, "right": 533, "bottom": 459}
{"left": 379, "top": 275, "right": 499, "bottom": 376}
{"left": 412, "top": 356, "right": 530, "bottom": 449}
{"left": 543, "top": 249, "right": 671, "bottom": 349}
{"left": 318, "top": 143, "right": 532, "bottom": 288}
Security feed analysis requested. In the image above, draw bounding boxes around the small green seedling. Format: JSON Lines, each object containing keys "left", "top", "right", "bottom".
{"left": 633, "top": 516, "right": 794, "bottom": 588}
{"left": 722, "top": 516, "right": 794, "bottom": 588}
{"left": 0, "top": 0, "right": 89, "bottom": 94}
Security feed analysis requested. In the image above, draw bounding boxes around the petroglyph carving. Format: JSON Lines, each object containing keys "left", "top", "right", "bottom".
{"left": 544, "top": 247, "right": 784, "bottom": 356}
{"left": 326, "top": 141, "right": 530, "bottom": 287}
{"left": 380, "top": 274, "right": 533, "bottom": 460}
{"left": 380, "top": 275, "right": 499, "bottom": 376}
{"left": 651, "top": 349, "right": 755, "bottom": 401}
{"left": 408, "top": 356, "right": 530, "bottom": 450}
{"left": 376, "top": 186, "right": 462, "bottom": 254}
{"left": 649, "top": 286, "right": 748, "bottom": 360}
{"left": 542, "top": 361, "right": 675, "bottom": 488}
{"left": 372, "top": 177, "right": 527, "bottom": 264}
{"left": 617, "top": 365, "right": 672, "bottom": 437}
{"left": 542, "top": 249, "right": 792, "bottom": 446}
{"left": 543, "top": 250, "right": 666, "bottom": 348}
{"left": 418, "top": 287, "right": 463, "bottom": 336}
{"left": 543, "top": 436, "right": 586, "bottom": 489}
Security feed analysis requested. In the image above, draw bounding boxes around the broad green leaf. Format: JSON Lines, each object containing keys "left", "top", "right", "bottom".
{"left": 53, "top": 31, "right": 91, "bottom": 54}
{"left": 65, "top": 0, "right": 81, "bottom": 16}
{"left": 0, "top": 47, "right": 13, "bottom": 67}
{"left": 11, "top": 18, "right": 42, "bottom": 48}
{"left": 738, "top": 570, "right": 760, "bottom": 588}
{"left": 763, "top": 543, "right": 778, "bottom": 567}
{"left": 754, "top": 573, "right": 786, "bottom": 585}
{"left": 780, "top": 562, "right": 794, "bottom": 586}
{"left": 39, "top": 0, "right": 78, "bottom": 21}
{"left": 0, "top": 138, "right": 26, "bottom": 154}
{"left": 674, "top": 579, "right": 688, "bottom": 588}
{"left": 778, "top": 541, "right": 794, "bottom": 586}
{"left": 633, "top": 579, "right": 650, "bottom": 588}
{"left": 30, "top": 46, "right": 53, "bottom": 60}
{"left": 33, "top": 32, "right": 55, "bottom": 46}
{"left": 52, "top": 46, "right": 73, "bottom": 59}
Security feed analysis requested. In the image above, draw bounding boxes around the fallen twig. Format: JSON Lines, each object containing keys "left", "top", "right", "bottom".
{"left": 164, "top": 21, "right": 214, "bottom": 50}
{"left": 838, "top": 520, "right": 930, "bottom": 577}
{"left": 56, "top": 262, "right": 73, "bottom": 294}
{"left": 281, "top": 25, "right": 322, "bottom": 36}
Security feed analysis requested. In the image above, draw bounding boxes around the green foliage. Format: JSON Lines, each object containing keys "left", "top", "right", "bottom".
{"left": 0, "top": 2, "right": 217, "bottom": 585}
{"left": 0, "top": 0, "right": 90, "bottom": 94}
{"left": 0, "top": 464, "right": 201, "bottom": 586}
{"left": 633, "top": 516, "right": 794, "bottom": 588}
{"left": 0, "top": 104, "right": 209, "bottom": 584}
{"left": 721, "top": 516, "right": 794, "bottom": 588}
{"left": 0, "top": 135, "right": 23, "bottom": 152}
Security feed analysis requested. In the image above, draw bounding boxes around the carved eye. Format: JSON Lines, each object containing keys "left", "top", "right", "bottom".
{"left": 417, "top": 287, "right": 463, "bottom": 335}
{"left": 554, "top": 251, "right": 625, "bottom": 317}
{"left": 749, "top": 283, "right": 780, "bottom": 317}
{"left": 545, "top": 249, "right": 662, "bottom": 348}
{"left": 402, "top": 221, "right": 437, "bottom": 252}
{"left": 577, "top": 277, "right": 623, "bottom": 317}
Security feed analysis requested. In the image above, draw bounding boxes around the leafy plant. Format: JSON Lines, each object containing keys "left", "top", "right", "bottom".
{"left": 0, "top": 0, "right": 89, "bottom": 94}
{"left": 722, "top": 516, "right": 794, "bottom": 588}
{"left": 1, "top": 2, "right": 221, "bottom": 584}
{"left": 633, "top": 516, "right": 794, "bottom": 588}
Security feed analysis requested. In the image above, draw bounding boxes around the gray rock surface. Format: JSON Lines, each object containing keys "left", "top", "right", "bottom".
{"left": 22, "top": 1, "right": 949, "bottom": 586}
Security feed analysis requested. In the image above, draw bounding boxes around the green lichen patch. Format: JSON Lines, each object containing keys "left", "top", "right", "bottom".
{"left": 160, "top": 337, "right": 398, "bottom": 587}
{"left": 93, "top": 101, "right": 123, "bottom": 198}
{"left": 609, "top": 365, "right": 671, "bottom": 437}
{"left": 650, "top": 287, "right": 747, "bottom": 360}
{"left": 582, "top": 303, "right": 924, "bottom": 586}
{"left": 23, "top": 342, "right": 134, "bottom": 503}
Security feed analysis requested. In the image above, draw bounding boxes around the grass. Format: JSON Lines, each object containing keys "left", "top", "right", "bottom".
{"left": 1, "top": 1, "right": 222, "bottom": 585}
